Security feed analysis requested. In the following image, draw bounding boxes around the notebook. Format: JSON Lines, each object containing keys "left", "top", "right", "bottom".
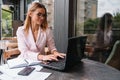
{"left": 40, "top": 36, "right": 87, "bottom": 71}
{"left": 7, "top": 58, "right": 41, "bottom": 69}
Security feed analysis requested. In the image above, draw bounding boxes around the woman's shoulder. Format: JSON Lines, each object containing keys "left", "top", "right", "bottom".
{"left": 46, "top": 27, "right": 52, "bottom": 30}
{"left": 45, "top": 27, "right": 52, "bottom": 32}
{"left": 17, "top": 26, "right": 24, "bottom": 29}
{"left": 17, "top": 26, "right": 25, "bottom": 34}
{"left": 44, "top": 27, "right": 53, "bottom": 36}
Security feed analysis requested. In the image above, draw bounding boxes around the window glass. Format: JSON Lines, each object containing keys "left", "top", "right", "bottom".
{"left": 2, "top": 5, "right": 13, "bottom": 37}
{"left": 42, "top": 0, "right": 54, "bottom": 28}
{"left": 76, "top": 0, "right": 120, "bottom": 44}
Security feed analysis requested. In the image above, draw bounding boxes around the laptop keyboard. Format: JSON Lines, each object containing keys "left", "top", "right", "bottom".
{"left": 47, "top": 58, "right": 66, "bottom": 68}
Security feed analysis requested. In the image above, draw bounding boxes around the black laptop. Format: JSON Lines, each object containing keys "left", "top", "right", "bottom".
{"left": 40, "top": 36, "right": 87, "bottom": 71}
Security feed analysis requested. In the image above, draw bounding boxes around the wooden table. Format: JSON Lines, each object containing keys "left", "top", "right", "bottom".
{"left": 41, "top": 59, "right": 120, "bottom": 80}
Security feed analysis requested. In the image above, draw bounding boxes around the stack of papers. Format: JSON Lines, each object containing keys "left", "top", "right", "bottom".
{"left": 0, "top": 64, "right": 52, "bottom": 80}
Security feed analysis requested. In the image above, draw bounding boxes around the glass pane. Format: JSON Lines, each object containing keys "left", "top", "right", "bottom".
{"left": 76, "top": 0, "right": 120, "bottom": 43}
{"left": 2, "top": 5, "right": 13, "bottom": 37}
{"left": 42, "top": 0, "right": 54, "bottom": 28}
{"left": 76, "top": 0, "right": 120, "bottom": 62}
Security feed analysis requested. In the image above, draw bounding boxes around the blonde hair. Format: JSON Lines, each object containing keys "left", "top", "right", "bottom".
{"left": 24, "top": 2, "right": 48, "bottom": 35}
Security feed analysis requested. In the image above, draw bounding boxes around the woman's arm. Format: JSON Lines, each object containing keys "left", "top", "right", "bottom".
{"left": 46, "top": 28, "right": 66, "bottom": 58}
{"left": 46, "top": 28, "right": 57, "bottom": 54}
{"left": 16, "top": 27, "right": 39, "bottom": 61}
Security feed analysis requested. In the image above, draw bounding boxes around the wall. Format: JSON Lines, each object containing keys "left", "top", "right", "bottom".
{"left": 0, "top": 0, "right": 2, "bottom": 39}
{"left": 54, "top": 0, "right": 69, "bottom": 53}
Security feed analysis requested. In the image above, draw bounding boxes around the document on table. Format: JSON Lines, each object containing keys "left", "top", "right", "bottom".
{"left": 7, "top": 57, "right": 42, "bottom": 69}
{"left": 0, "top": 64, "right": 52, "bottom": 80}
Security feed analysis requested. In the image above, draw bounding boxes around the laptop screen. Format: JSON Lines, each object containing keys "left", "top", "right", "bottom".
{"left": 66, "top": 36, "right": 87, "bottom": 63}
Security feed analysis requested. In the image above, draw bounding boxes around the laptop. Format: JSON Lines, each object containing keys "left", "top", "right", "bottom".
{"left": 40, "top": 36, "right": 87, "bottom": 71}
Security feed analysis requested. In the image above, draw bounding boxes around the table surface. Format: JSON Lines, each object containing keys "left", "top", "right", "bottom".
{"left": 41, "top": 59, "right": 120, "bottom": 80}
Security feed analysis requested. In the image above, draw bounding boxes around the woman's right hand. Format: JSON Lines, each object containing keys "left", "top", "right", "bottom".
{"left": 38, "top": 54, "right": 58, "bottom": 62}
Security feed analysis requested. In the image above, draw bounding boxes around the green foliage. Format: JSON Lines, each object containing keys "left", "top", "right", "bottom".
{"left": 113, "top": 12, "right": 120, "bottom": 28}
{"left": 112, "top": 12, "right": 120, "bottom": 41}
{"left": 84, "top": 18, "right": 99, "bottom": 34}
{"left": 113, "top": 12, "right": 120, "bottom": 22}
{"left": 2, "top": 9, "right": 12, "bottom": 37}
{"left": 84, "top": 12, "right": 120, "bottom": 34}
{"left": 2, "top": 10, "right": 12, "bottom": 20}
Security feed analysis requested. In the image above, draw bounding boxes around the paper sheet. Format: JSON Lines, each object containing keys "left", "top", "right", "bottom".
{"left": 0, "top": 64, "right": 51, "bottom": 80}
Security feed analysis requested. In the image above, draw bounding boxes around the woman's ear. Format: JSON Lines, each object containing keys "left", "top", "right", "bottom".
{"left": 28, "top": 12, "right": 32, "bottom": 17}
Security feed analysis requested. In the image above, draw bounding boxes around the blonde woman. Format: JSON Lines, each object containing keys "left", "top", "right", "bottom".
{"left": 16, "top": 2, "right": 65, "bottom": 61}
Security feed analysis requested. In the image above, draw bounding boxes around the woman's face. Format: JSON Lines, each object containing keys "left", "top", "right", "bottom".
{"left": 30, "top": 8, "right": 46, "bottom": 26}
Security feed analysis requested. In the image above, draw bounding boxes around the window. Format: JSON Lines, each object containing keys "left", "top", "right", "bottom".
{"left": 2, "top": 5, "right": 13, "bottom": 37}
{"left": 76, "top": 0, "right": 120, "bottom": 44}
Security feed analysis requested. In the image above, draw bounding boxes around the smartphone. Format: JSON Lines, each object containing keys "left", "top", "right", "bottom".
{"left": 0, "top": 71, "right": 3, "bottom": 75}
{"left": 18, "top": 66, "right": 35, "bottom": 76}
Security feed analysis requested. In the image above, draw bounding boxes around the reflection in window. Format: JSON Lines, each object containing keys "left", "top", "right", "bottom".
{"left": 76, "top": 0, "right": 97, "bottom": 36}
{"left": 76, "top": 0, "right": 120, "bottom": 46}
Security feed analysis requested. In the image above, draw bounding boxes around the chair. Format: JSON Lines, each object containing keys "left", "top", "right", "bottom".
{"left": 3, "top": 47, "right": 49, "bottom": 60}
{"left": 105, "top": 40, "right": 120, "bottom": 70}
{"left": 3, "top": 48, "right": 20, "bottom": 60}
{"left": 2, "top": 37, "right": 20, "bottom": 61}
{"left": 12, "top": 20, "right": 23, "bottom": 36}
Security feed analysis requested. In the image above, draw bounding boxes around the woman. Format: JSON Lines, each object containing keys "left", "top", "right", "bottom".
{"left": 16, "top": 2, "right": 65, "bottom": 61}
{"left": 91, "top": 13, "right": 113, "bottom": 62}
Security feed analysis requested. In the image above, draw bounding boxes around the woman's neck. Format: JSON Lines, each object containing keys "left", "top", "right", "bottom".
{"left": 31, "top": 23, "right": 39, "bottom": 32}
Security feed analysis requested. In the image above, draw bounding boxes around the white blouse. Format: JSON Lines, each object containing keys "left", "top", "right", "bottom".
{"left": 104, "top": 30, "right": 112, "bottom": 47}
{"left": 16, "top": 26, "right": 57, "bottom": 61}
